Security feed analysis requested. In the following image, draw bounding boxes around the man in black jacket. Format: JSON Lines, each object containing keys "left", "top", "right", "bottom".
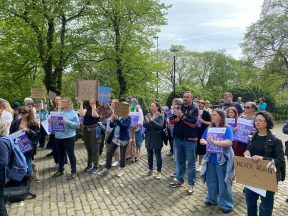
{"left": 169, "top": 91, "right": 199, "bottom": 195}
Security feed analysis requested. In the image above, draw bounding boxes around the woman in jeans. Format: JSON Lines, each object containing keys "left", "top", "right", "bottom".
{"left": 10, "top": 106, "right": 39, "bottom": 181}
{"left": 244, "top": 111, "right": 285, "bottom": 216}
{"left": 98, "top": 109, "right": 131, "bottom": 177}
{"left": 51, "top": 97, "right": 79, "bottom": 180}
{"left": 143, "top": 102, "right": 164, "bottom": 179}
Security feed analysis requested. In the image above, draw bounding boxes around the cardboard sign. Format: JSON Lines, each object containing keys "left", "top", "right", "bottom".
{"left": 9, "top": 130, "right": 33, "bottom": 153}
{"left": 98, "top": 86, "right": 110, "bottom": 104}
{"left": 206, "top": 127, "right": 226, "bottom": 154}
{"left": 97, "top": 104, "right": 113, "bottom": 120}
{"left": 234, "top": 156, "right": 277, "bottom": 192}
{"left": 31, "top": 88, "right": 45, "bottom": 98}
{"left": 76, "top": 80, "right": 98, "bottom": 100}
{"left": 49, "top": 90, "right": 57, "bottom": 100}
{"left": 48, "top": 112, "right": 64, "bottom": 132}
{"left": 114, "top": 102, "right": 130, "bottom": 117}
{"left": 233, "top": 118, "right": 254, "bottom": 144}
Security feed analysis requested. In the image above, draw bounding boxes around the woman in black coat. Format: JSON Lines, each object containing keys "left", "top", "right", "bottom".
{"left": 143, "top": 102, "right": 164, "bottom": 180}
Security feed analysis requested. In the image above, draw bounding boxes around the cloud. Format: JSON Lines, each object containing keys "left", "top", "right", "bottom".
{"left": 158, "top": 0, "right": 264, "bottom": 59}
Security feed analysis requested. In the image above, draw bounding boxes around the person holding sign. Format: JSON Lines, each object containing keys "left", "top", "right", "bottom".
{"left": 200, "top": 108, "right": 234, "bottom": 214}
{"left": 244, "top": 111, "right": 285, "bottom": 216}
{"left": 143, "top": 102, "right": 164, "bottom": 179}
{"left": 79, "top": 100, "right": 101, "bottom": 174}
{"left": 98, "top": 106, "right": 131, "bottom": 177}
{"left": 51, "top": 98, "right": 79, "bottom": 180}
{"left": 10, "top": 106, "right": 39, "bottom": 181}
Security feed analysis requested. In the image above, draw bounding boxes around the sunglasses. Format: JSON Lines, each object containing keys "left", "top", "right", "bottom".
{"left": 199, "top": 102, "right": 205, "bottom": 104}
{"left": 244, "top": 106, "right": 252, "bottom": 109}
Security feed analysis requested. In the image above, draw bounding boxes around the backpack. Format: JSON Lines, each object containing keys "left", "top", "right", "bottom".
{"left": 0, "top": 136, "right": 28, "bottom": 182}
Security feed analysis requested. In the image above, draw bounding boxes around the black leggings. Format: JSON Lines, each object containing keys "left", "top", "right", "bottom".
{"left": 106, "top": 142, "right": 128, "bottom": 169}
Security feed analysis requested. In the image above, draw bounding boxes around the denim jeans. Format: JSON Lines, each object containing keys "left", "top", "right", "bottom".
{"left": 147, "top": 149, "right": 162, "bottom": 172}
{"left": 245, "top": 188, "right": 274, "bottom": 216}
{"left": 25, "top": 154, "right": 33, "bottom": 176}
{"left": 206, "top": 161, "right": 234, "bottom": 210}
{"left": 0, "top": 169, "right": 8, "bottom": 216}
{"left": 175, "top": 137, "right": 196, "bottom": 185}
{"left": 135, "top": 129, "right": 144, "bottom": 149}
{"left": 56, "top": 136, "right": 77, "bottom": 173}
{"left": 173, "top": 138, "right": 179, "bottom": 176}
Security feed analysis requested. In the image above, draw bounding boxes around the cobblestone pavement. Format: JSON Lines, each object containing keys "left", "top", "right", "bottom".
{"left": 7, "top": 123, "right": 288, "bottom": 216}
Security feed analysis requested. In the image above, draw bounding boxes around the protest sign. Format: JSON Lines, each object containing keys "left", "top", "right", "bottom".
{"left": 9, "top": 130, "right": 33, "bottom": 154}
{"left": 206, "top": 127, "right": 226, "bottom": 154}
{"left": 234, "top": 156, "right": 277, "bottom": 192}
{"left": 48, "top": 90, "right": 57, "bottom": 100}
{"left": 129, "top": 112, "right": 140, "bottom": 127}
{"left": 76, "top": 80, "right": 98, "bottom": 100}
{"left": 233, "top": 118, "right": 254, "bottom": 143}
{"left": 49, "top": 112, "right": 64, "bottom": 132}
{"left": 226, "top": 118, "right": 236, "bottom": 128}
{"left": 98, "top": 86, "right": 110, "bottom": 104}
{"left": 114, "top": 102, "right": 130, "bottom": 117}
{"left": 41, "top": 120, "right": 51, "bottom": 135}
{"left": 31, "top": 88, "right": 45, "bottom": 98}
{"left": 162, "top": 106, "right": 173, "bottom": 118}
{"left": 97, "top": 104, "right": 113, "bottom": 120}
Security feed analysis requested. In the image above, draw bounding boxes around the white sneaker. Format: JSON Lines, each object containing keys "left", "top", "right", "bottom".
{"left": 117, "top": 169, "right": 124, "bottom": 177}
{"left": 196, "top": 165, "right": 201, "bottom": 172}
{"left": 112, "top": 161, "right": 119, "bottom": 167}
{"left": 155, "top": 172, "right": 161, "bottom": 180}
{"left": 99, "top": 161, "right": 106, "bottom": 166}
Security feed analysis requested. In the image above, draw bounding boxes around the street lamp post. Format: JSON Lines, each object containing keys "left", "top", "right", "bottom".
{"left": 170, "top": 48, "right": 178, "bottom": 99}
{"left": 153, "top": 36, "right": 159, "bottom": 98}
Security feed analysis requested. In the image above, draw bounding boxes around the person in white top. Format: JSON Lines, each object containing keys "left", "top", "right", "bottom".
{"left": 0, "top": 99, "right": 13, "bottom": 135}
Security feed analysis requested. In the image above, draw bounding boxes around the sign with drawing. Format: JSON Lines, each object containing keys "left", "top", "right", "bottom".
{"left": 76, "top": 80, "right": 98, "bottom": 100}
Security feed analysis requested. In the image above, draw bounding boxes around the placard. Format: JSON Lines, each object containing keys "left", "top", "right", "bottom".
{"left": 48, "top": 112, "right": 64, "bottom": 132}
{"left": 206, "top": 127, "right": 226, "bottom": 154}
{"left": 162, "top": 106, "right": 173, "bottom": 118}
{"left": 233, "top": 118, "right": 254, "bottom": 143}
{"left": 234, "top": 156, "right": 277, "bottom": 192}
{"left": 98, "top": 86, "right": 110, "bottom": 104}
{"left": 9, "top": 130, "right": 33, "bottom": 153}
{"left": 129, "top": 112, "right": 140, "bottom": 127}
{"left": 97, "top": 104, "right": 113, "bottom": 120}
{"left": 76, "top": 80, "right": 98, "bottom": 100}
{"left": 41, "top": 120, "right": 51, "bottom": 135}
{"left": 226, "top": 118, "right": 236, "bottom": 128}
{"left": 49, "top": 90, "right": 57, "bottom": 100}
{"left": 31, "top": 88, "right": 45, "bottom": 98}
{"left": 114, "top": 102, "right": 130, "bottom": 117}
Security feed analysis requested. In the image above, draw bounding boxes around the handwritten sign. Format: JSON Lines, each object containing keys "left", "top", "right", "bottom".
{"left": 49, "top": 90, "right": 57, "bottom": 100}
{"left": 9, "top": 130, "right": 33, "bottom": 154}
{"left": 226, "top": 118, "right": 236, "bottom": 128}
{"left": 76, "top": 80, "right": 98, "bottom": 100}
{"left": 98, "top": 86, "right": 110, "bottom": 104}
{"left": 129, "top": 112, "right": 140, "bottom": 127}
{"left": 97, "top": 104, "right": 113, "bottom": 120}
{"left": 48, "top": 112, "right": 64, "bottom": 132}
{"left": 31, "top": 88, "right": 45, "bottom": 98}
{"left": 233, "top": 118, "right": 254, "bottom": 144}
{"left": 234, "top": 156, "right": 277, "bottom": 192}
{"left": 114, "top": 102, "right": 130, "bottom": 117}
{"left": 206, "top": 127, "right": 226, "bottom": 154}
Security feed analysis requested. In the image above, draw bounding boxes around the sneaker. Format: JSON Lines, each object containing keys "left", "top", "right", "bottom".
{"left": 84, "top": 164, "right": 92, "bottom": 172}
{"left": 221, "top": 209, "right": 233, "bottom": 214}
{"left": 98, "top": 168, "right": 109, "bottom": 176}
{"left": 112, "top": 161, "right": 119, "bottom": 167}
{"left": 68, "top": 173, "right": 76, "bottom": 180}
{"left": 51, "top": 171, "right": 64, "bottom": 178}
{"left": 155, "top": 172, "right": 161, "bottom": 180}
{"left": 170, "top": 180, "right": 183, "bottom": 188}
{"left": 46, "top": 152, "right": 53, "bottom": 158}
{"left": 205, "top": 201, "right": 217, "bottom": 206}
{"left": 170, "top": 172, "right": 176, "bottom": 178}
{"left": 166, "top": 152, "right": 173, "bottom": 157}
{"left": 147, "top": 170, "right": 153, "bottom": 176}
{"left": 187, "top": 185, "right": 195, "bottom": 195}
{"left": 89, "top": 166, "right": 99, "bottom": 174}
{"left": 117, "top": 169, "right": 124, "bottom": 177}
{"left": 196, "top": 165, "right": 201, "bottom": 172}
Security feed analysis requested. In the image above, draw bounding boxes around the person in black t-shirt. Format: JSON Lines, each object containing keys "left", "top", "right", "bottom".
{"left": 218, "top": 92, "right": 243, "bottom": 116}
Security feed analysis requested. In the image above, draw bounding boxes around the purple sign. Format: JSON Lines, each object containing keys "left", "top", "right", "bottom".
{"left": 233, "top": 118, "right": 253, "bottom": 144}
{"left": 163, "top": 107, "right": 173, "bottom": 118}
{"left": 79, "top": 116, "right": 84, "bottom": 123}
{"left": 129, "top": 112, "right": 139, "bottom": 127}
{"left": 9, "top": 131, "right": 33, "bottom": 153}
{"left": 206, "top": 127, "right": 226, "bottom": 154}
{"left": 49, "top": 112, "right": 64, "bottom": 132}
{"left": 226, "top": 118, "right": 236, "bottom": 128}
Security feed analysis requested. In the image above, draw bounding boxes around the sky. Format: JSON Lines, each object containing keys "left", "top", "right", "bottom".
{"left": 158, "top": 0, "right": 264, "bottom": 59}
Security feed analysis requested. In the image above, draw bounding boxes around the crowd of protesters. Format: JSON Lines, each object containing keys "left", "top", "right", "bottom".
{"left": 0, "top": 91, "right": 287, "bottom": 216}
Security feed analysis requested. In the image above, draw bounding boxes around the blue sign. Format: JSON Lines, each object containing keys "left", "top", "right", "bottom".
{"left": 98, "top": 86, "right": 110, "bottom": 104}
